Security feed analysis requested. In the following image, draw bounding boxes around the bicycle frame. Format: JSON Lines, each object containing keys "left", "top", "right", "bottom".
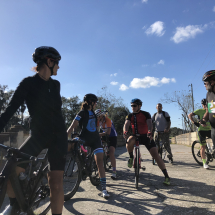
{"left": 0, "top": 144, "right": 48, "bottom": 212}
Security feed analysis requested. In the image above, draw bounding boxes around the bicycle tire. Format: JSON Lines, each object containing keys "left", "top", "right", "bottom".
{"left": 64, "top": 152, "right": 82, "bottom": 201}
{"left": 135, "top": 148, "right": 139, "bottom": 189}
{"left": 0, "top": 178, "right": 7, "bottom": 209}
{"left": 104, "top": 152, "right": 111, "bottom": 172}
{"left": 89, "top": 153, "right": 100, "bottom": 186}
{"left": 192, "top": 140, "right": 209, "bottom": 166}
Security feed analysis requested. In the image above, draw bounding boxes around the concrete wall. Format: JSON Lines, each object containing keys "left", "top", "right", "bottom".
{"left": 0, "top": 125, "right": 29, "bottom": 148}
{"left": 171, "top": 132, "right": 212, "bottom": 145}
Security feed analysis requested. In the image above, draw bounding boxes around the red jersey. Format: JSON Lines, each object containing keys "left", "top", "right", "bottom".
{"left": 126, "top": 111, "right": 151, "bottom": 135}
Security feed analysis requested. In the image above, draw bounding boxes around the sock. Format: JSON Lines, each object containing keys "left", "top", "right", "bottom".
{"left": 112, "top": 167, "right": 116, "bottom": 173}
{"left": 129, "top": 152, "right": 134, "bottom": 159}
{"left": 100, "top": 177, "right": 106, "bottom": 190}
{"left": 9, "top": 197, "right": 16, "bottom": 206}
{"left": 162, "top": 169, "right": 169, "bottom": 178}
{"left": 202, "top": 159, "right": 206, "bottom": 164}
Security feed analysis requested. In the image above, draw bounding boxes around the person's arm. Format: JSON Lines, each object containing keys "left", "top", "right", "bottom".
{"left": 0, "top": 79, "right": 28, "bottom": 132}
{"left": 188, "top": 112, "right": 195, "bottom": 123}
{"left": 67, "top": 119, "right": 79, "bottom": 139}
{"left": 123, "top": 120, "right": 131, "bottom": 139}
{"left": 146, "top": 119, "right": 153, "bottom": 133}
{"left": 99, "top": 127, "right": 111, "bottom": 136}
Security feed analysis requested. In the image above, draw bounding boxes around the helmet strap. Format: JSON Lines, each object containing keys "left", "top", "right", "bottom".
{"left": 44, "top": 60, "right": 56, "bottom": 76}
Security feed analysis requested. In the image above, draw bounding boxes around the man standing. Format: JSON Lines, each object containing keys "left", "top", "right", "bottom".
{"left": 152, "top": 103, "right": 173, "bottom": 163}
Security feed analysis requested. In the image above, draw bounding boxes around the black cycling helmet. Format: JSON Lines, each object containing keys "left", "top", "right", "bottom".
{"left": 202, "top": 70, "right": 215, "bottom": 82}
{"left": 32, "top": 46, "right": 61, "bottom": 76}
{"left": 201, "top": 98, "right": 207, "bottom": 105}
{"left": 131, "top": 98, "right": 142, "bottom": 105}
{"left": 84, "top": 93, "right": 98, "bottom": 102}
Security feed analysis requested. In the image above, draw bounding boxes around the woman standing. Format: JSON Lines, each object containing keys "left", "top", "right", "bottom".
{"left": 0, "top": 46, "right": 67, "bottom": 215}
{"left": 67, "top": 94, "right": 110, "bottom": 199}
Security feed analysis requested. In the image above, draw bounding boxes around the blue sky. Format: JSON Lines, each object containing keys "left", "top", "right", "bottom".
{"left": 1, "top": 0, "right": 215, "bottom": 128}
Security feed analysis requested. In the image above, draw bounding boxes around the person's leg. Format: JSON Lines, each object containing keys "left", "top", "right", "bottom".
{"left": 160, "top": 132, "right": 173, "bottom": 158}
{"left": 47, "top": 171, "right": 64, "bottom": 214}
{"left": 211, "top": 128, "right": 215, "bottom": 149}
{"left": 126, "top": 136, "right": 136, "bottom": 168}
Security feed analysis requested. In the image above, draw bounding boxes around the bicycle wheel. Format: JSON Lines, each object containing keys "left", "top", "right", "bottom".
{"left": 104, "top": 153, "right": 111, "bottom": 172}
{"left": 89, "top": 153, "right": 100, "bottom": 186}
{"left": 135, "top": 148, "right": 139, "bottom": 189}
{"left": 0, "top": 178, "right": 7, "bottom": 209}
{"left": 11, "top": 170, "right": 51, "bottom": 215}
{"left": 192, "top": 141, "right": 209, "bottom": 166}
{"left": 64, "top": 152, "right": 82, "bottom": 201}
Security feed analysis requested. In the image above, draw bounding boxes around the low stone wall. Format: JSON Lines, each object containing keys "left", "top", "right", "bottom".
{"left": 117, "top": 135, "right": 125, "bottom": 147}
{"left": 0, "top": 125, "right": 29, "bottom": 148}
{"left": 171, "top": 132, "right": 212, "bottom": 145}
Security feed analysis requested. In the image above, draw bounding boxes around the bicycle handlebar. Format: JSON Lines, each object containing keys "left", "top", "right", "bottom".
{"left": 0, "top": 144, "right": 37, "bottom": 161}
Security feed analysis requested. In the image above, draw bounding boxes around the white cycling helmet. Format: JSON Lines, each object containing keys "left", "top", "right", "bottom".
{"left": 95, "top": 109, "right": 105, "bottom": 117}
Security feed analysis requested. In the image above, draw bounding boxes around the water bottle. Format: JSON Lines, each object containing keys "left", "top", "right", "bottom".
{"left": 207, "top": 143, "right": 212, "bottom": 154}
{"left": 19, "top": 172, "right": 28, "bottom": 191}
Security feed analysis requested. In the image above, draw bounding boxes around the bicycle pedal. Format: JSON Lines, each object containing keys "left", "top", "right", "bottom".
{"left": 141, "top": 166, "right": 146, "bottom": 171}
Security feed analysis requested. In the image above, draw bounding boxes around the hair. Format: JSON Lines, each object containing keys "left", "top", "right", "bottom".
{"left": 80, "top": 101, "right": 91, "bottom": 110}
{"left": 157, "top": 103, "right": 162, "bottom": 106}
{"left": 31, "top": 62, "right": 45, "bottom": 72}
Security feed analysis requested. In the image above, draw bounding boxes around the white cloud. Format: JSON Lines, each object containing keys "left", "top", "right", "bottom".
{"left": 130, "top": 76, "right": 176, "bottom": 89}
{"left": 110, "top": 73, "right": 117, "bottom": 77}
{"left": 171, "top": 78, "right": 176, "bottom": 83}
{"left": 213, "top": 6, "right": 215, "bottom": 12}
{"left": 158, "top": 60, "right": 164, "bottom": 65}
{"left": 142, "top": 64, "right": 148, "bottom": 67}
{"left": 119, "top": 84, "right": 129, "bottom": 91}
{"left": 142, "top": 0, "right": 148, "bottom": 3}
{"left": 145, "top": 21, "right": 165, "bottom": 37}
{"left": 171, "top": 22, "right": 215, "bottom": 44}
{"left": 110, "top": 81, "right": 118, "bottom": 85}
{"left": 171, "top": 25, "right": 203, "bottom": 43}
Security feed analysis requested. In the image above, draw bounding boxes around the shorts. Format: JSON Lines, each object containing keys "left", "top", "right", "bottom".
{"left": 81, "top": 130, "right": 103, "bottom": 154}
{"left": 131, "top": 134, "right": 156, "bottom": 151}
{"left": 19, "top": 130, "right": 68, "bottom": 171}
{"left": 108, "top": 136, "right": 117, "bottom": 148}
{"left": 198, "top": 130, "right": 211, "bottom": 146}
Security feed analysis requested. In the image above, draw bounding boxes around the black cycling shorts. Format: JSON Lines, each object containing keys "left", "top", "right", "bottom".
{"left": 131, "top": 134, "right": 156, "bottom": 151}
{"left": 19, "top": 130, "right": 68, "bottom": 171}
{"left": 81, "top": 130, "right": 103, "bottom": 153}
{"left": 108, "top": 136, "right": 117, "bottom": 148}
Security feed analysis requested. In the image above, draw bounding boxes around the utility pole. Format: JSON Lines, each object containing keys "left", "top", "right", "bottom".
{"left": 188, "top": 84, "right": 195, "bottom": 112}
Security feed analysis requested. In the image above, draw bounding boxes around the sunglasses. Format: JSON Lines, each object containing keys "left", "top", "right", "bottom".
{"left": 131, "top": 104, "right": 137, "bottom": 107}
{"left": 204, "top": 82, "right": 207, "bottom": 85}
{"left": 46, "top": 57, "right": 59, "bottom": 65}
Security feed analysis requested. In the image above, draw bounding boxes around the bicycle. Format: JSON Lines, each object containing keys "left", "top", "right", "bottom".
{"left": 63, "top": 138, "right": 100, "bottom": 201}
{"left": 0, "top": 144, "right": 50, "bottom": 215}
{"left": 101, "top": 139, "right": 112, "bottom": 172}
{"left": 152, "top": 131, "right": 167, "bottom": 165}
{"left": 191, "top": 138, "right": 214, "bottom": 166}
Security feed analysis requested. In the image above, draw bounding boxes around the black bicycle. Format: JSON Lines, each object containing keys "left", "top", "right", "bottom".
{"left": 191, "top": 138, "right": 214, "bottom": 166}
{"left": 152, "top": 131, "right": 167, "bottom": 165}
{"left": 0, "top": 144, "right": 50, "bottom": 214}
{"left": 101, "top": 139, "right": 112, "bottom": 172}
{"left": 63, "top": 139, "right": 100, "bottom": 201}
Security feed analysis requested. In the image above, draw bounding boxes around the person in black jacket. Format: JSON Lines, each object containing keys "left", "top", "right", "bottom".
{"left": 67, "top": 94, "right": 110, "bottom": 199}
{"left": 0, "top": 46, "right": 67, "bottom": 215}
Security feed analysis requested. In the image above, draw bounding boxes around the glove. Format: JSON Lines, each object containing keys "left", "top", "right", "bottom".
{"left": 200, "top": 120, "right": 206, "bottom": 125}
{"left": 123, "top": 131, "right": 128, "bottom": 138}
{"left": 147, "top": 132, "right": 152, "bottom": 138}
{"left": 194, "top": 122, "right": 200, "bottom": 127}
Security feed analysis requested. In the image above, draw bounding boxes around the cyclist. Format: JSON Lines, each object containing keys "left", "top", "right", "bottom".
{"left": 188, "top": 99, "right": 211, "bottom": 169}
{"left": 95, "top": 109, "right": 118, "bottom": 180}
{"left": 123, "top": 98, "right": 170, "bottom": 185}
{"left": 0, "top": 46, "right": 67, "bottom": 215}
{"left": 152, "top": 103, "right": 173, "bottom": 163}
{"left": 202, "top": 70, "right": 215, "bottom": 151}
{"left": 67, "top": 94, "right": 110, "bottom": 199}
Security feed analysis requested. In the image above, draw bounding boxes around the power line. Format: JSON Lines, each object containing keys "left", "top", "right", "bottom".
{"left": 192, "top": 41, "right": 215, "bottom": 82}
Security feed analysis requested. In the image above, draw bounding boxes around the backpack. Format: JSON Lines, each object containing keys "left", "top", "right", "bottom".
{"left": 152, "top": 111, "right": 169, "bottom": 122}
